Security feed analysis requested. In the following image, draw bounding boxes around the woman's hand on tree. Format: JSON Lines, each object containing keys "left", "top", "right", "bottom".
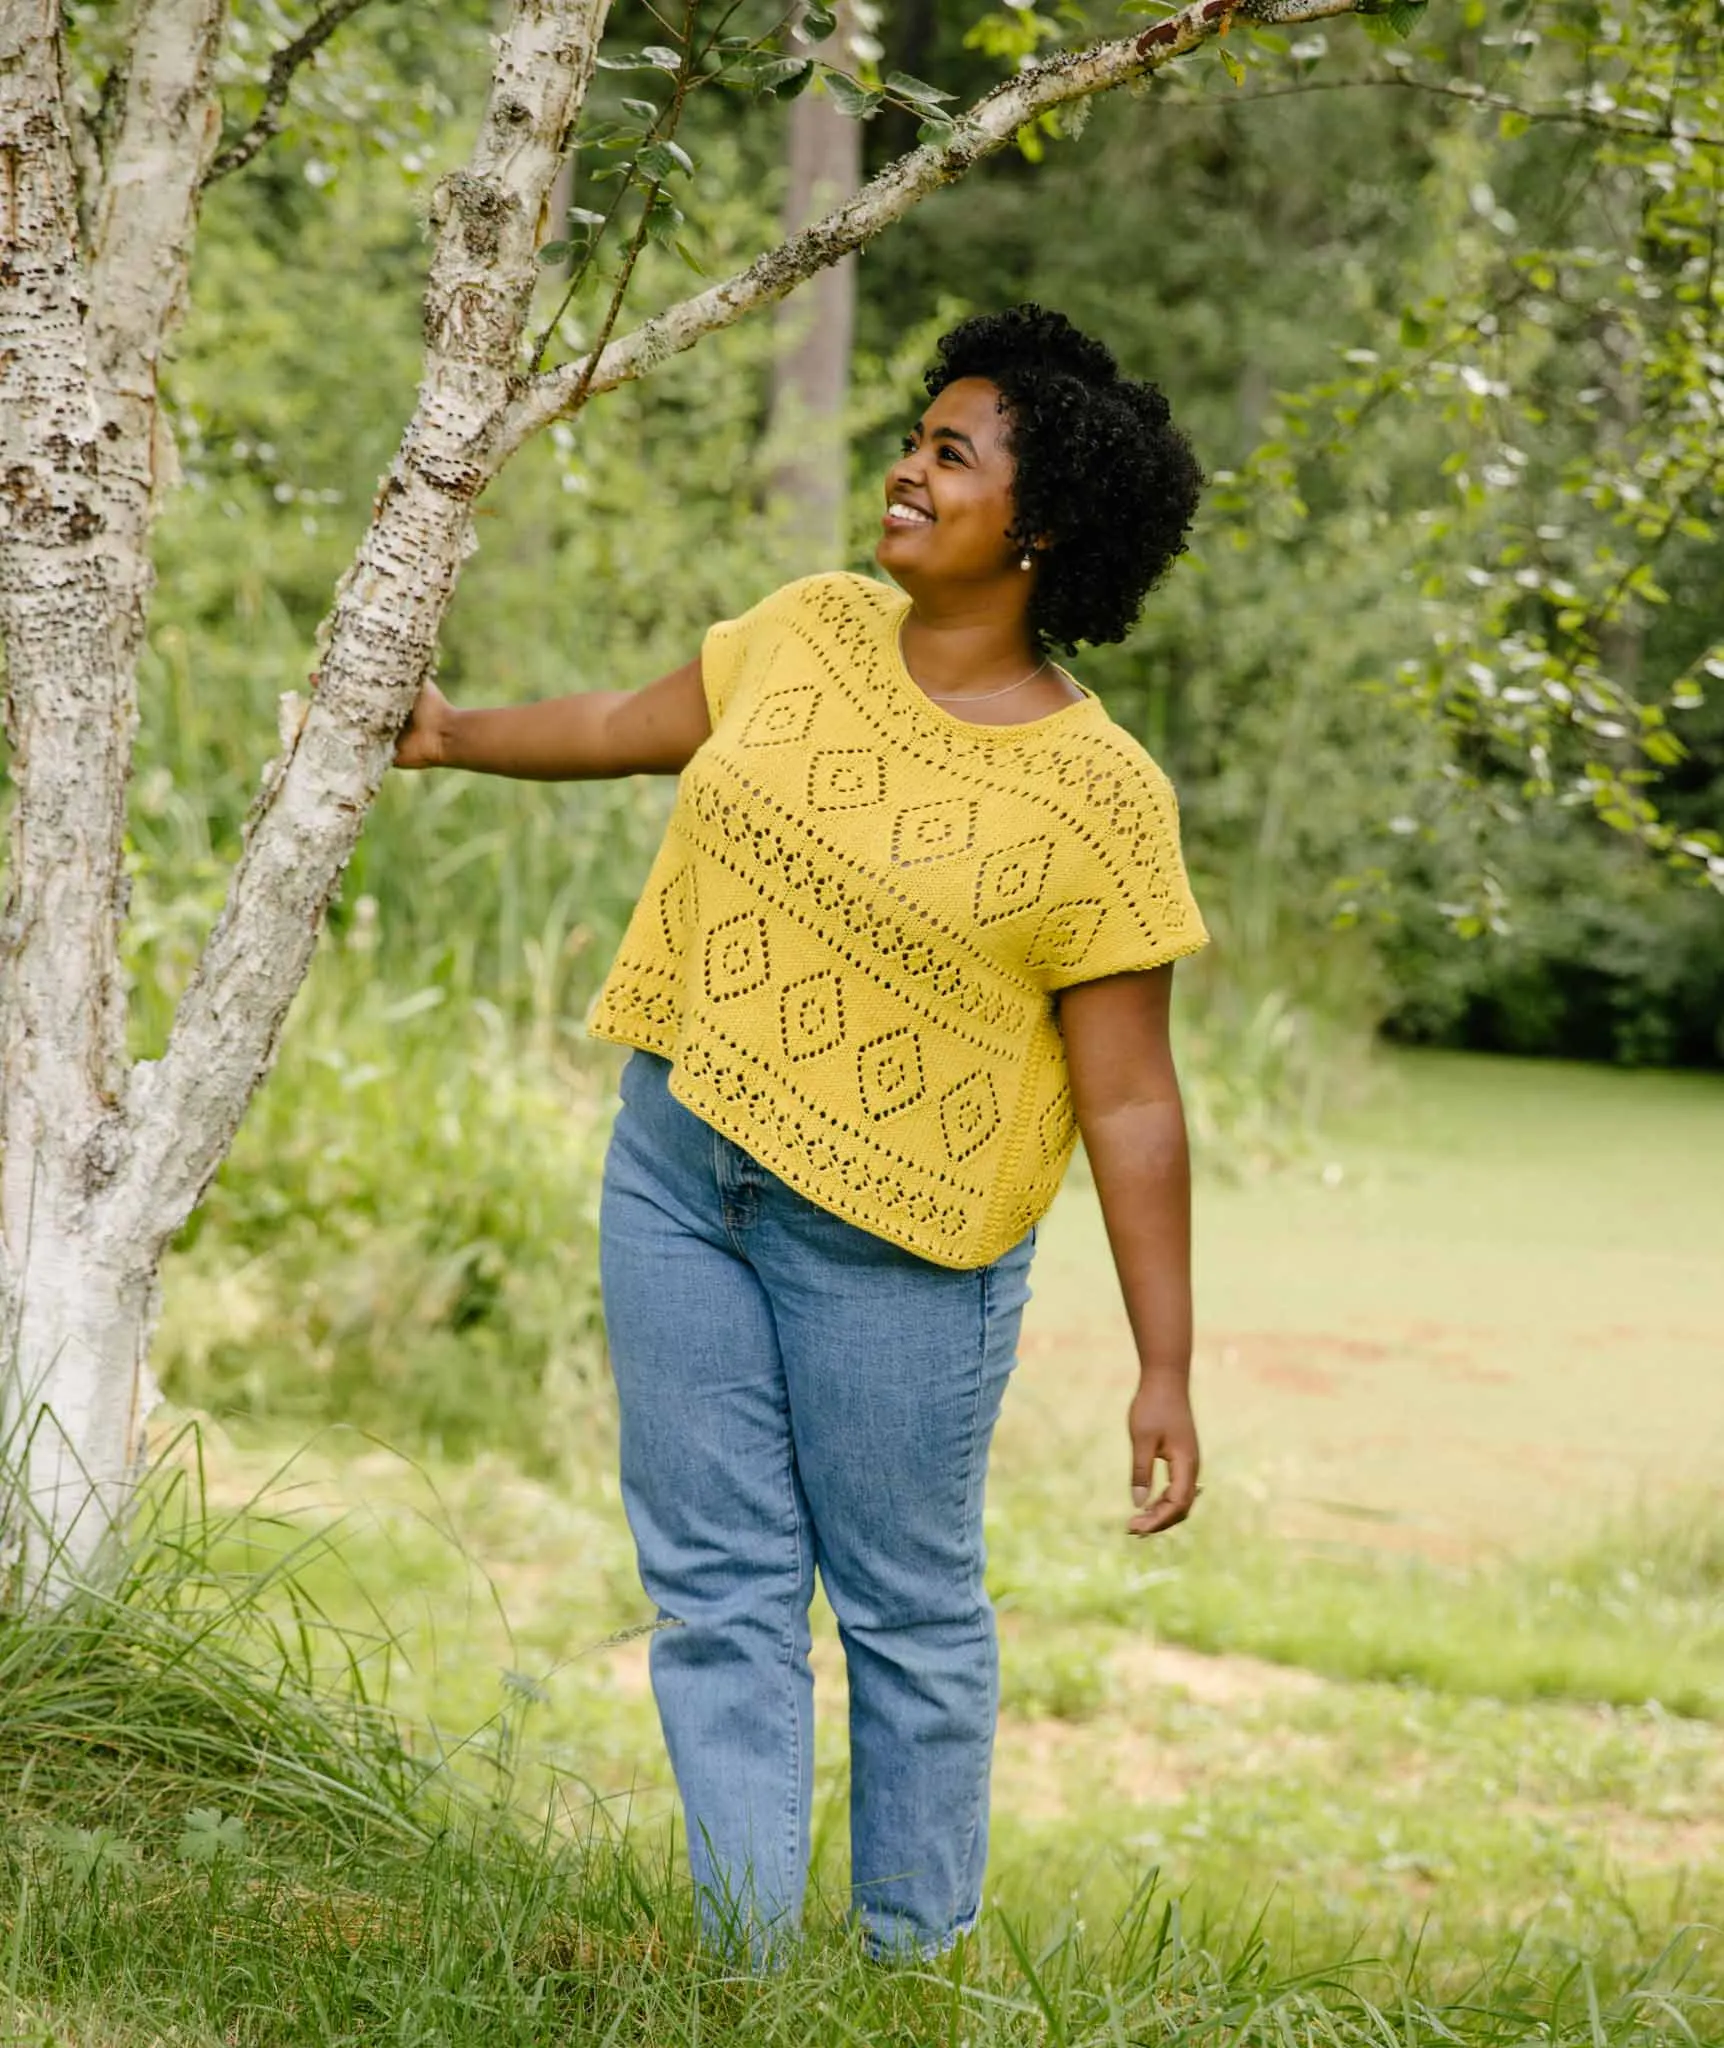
{"left": 1126, "top": 1379, "right": 1200, "bottom": 1536}
{"left": 394, "top": 679, "right": 456, "bottom": 770}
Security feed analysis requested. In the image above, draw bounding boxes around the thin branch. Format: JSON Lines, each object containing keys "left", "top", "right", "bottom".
{"left": 204, "top": 0, "right": 380, "bottom": 185}
{"left": 1213, "top": 70, "right": 1724, "bottom": 150}
{"left": 497, "top": 0, "right": 1369, "bottom": 459}
{"left": 527, "top": 0, "right": 709, "bottom": 373}
{"left": 85, "top": 0, "right": 228, "bottom": 659}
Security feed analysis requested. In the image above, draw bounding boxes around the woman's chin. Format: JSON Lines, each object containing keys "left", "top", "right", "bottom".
{"left": 874, "top": 531, "right": 924, "bottom": 580}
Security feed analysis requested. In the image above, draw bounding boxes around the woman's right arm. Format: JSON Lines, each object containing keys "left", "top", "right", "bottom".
{"left": 393, "top": 657, "right": 711, "bottom": 779}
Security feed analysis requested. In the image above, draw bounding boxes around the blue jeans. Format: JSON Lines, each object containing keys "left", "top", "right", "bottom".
{"left": 599, "top": 1049, "right": 1035, "bottom": 1958}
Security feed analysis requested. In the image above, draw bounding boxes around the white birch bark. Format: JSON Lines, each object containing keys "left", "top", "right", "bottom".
{"left": 1, "top": 0, "right": 1362, "bottom": 1600}
{"left": 0, "top": 0, "right": 227, "bottom": 1594}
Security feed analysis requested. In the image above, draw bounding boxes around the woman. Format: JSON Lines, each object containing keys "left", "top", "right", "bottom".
{"left": 396, "top": 305, "right": 1207, "bottom": 1960}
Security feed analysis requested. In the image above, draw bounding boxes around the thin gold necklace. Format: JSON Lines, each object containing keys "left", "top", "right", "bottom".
{"left": 925, "top": 656, "right": 1048, "bottom": 704}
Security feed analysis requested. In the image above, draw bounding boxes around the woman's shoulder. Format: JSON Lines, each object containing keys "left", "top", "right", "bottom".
{"left": 1038, "top": 702, "right": 1186, "bottom": 814}
{"left": 774, "top": 569, "right": 900, "bottom": 624}
{"left": 715, "top": 570, "right": 896, "bottom": 640}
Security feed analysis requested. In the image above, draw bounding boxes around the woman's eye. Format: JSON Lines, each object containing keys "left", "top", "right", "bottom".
{"left": 899, "top": 433, "right": 916, "bottom": 454}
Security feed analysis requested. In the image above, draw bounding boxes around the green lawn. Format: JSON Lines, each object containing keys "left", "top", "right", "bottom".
{"left": 1030, "top": 1048, "right": 1724, "bottom": 1557}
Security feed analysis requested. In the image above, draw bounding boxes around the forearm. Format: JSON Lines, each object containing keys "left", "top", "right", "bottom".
{"left": 443, "top": 693, "right": 616, "bottom": 780}
{"left": 413, "top": 656, "right": 707, "bottom": 779}
{"left": 1080, "top": 1094, "right": 1193, "bottom": 1389}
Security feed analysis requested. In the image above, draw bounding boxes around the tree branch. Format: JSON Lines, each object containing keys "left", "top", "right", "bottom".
{"left": 496, "top": 0, "right": 1367, "bottom": 459}
{"left": 1216, "top": 70, "right": 1724, "bottom": 150}
{"left": 204, "top": 0, "right": 381, "bottom": 186}
{"left": 113, "top": 0, "right": 615, "bottom": 1251}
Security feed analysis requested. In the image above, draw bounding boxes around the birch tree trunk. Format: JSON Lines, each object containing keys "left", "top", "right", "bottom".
{"left": 0, "top": 0, "right": 1360, "bottom": 1604}
{"left": 0, "top": 0, "right": 229, "bottom": 1596}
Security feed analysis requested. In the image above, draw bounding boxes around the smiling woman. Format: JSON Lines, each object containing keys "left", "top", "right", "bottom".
{"left": 395, "top": 304, "right": 1209, "bottom": 1967}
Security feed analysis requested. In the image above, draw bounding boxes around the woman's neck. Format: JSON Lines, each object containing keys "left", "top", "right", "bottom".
{"left": 898, "top": 591, "right": 1039, "bottom": 698}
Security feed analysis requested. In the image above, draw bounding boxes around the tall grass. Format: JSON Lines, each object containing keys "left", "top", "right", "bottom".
{"left": 153, "top": 944, "right": 616, "bottom": 1471}
{"left": 2, "top": 1454, "right": 1717, "bottom": 2047}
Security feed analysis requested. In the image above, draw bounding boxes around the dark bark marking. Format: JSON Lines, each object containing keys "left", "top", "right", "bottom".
{"left": 447, "top": 172, "right": 512, "bottom": 261}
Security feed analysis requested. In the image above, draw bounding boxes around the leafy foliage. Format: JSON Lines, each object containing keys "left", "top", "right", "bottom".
{"left": 859, "top": 0, "right": 1723, "bottom": 1064}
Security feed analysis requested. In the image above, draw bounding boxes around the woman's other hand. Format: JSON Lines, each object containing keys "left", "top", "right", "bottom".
{"left": 1126, "top": 1378, "right": 1200, "bottom": 1536}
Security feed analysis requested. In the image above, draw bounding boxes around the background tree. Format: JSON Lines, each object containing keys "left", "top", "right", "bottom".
{"left": 764, "top": 0, "right": 866, "bottom": 563}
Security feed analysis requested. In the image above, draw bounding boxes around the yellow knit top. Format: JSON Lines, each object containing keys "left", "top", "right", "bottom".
{"left": 588, "top": 572, "right": 1207, "bottom": 1268}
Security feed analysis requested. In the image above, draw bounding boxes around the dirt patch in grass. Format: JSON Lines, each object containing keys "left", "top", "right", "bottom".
{"left": 996, "top": 1717, "right": 1189, "bottom": 1822}
{"left": 1111, "top": 1641, "right": 1325, "bottom": 1707}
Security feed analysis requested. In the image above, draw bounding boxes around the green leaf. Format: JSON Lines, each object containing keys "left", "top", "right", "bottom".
{"left": 640, "top": 45, "right": 683, "bottom": 70}
{"left": 644, "top": 198, "right": 685, "bottom": 246}
{"left": 619, "top": 97, "right": 659, "bottom": 122}
{"left": 565, "top": 207, "right": 606, "bottom": 231}
{"left": 885, "top": 70, "right": 956, "bottom": 108}
{"left": 1387, "top": 0, "right": 1427, "bottom": 35}
{"left": 824, "top": 70, "right": 883, "bottom": 119}
{"left": 1218, "top": 47, "right": 1244, "bottom": 86}
{"left": 1400, "top": 309, "right": 1430, "bottom": 348}
{"left": 917, "top": 116, "right": 957, "bottom": 147}
{"left": 800, "top": 4, "right": 838, "bottom": 41}
{"left": 48, "top": 1825, "right": 141, "bottom": 1881}
{"left": 537, "top": 239, "right": 572, "bottom": 264}
{"left": 636, "top": 140, "right": 693, "bottom": 180}
{"left": 177, "top": 1809, "right": 248, "bottom": 1864}
{"left": 753, "top": 57, "right": 814, "bottom": 97}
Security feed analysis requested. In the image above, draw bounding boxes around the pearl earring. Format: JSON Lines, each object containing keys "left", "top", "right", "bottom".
{"left": 1019, "top": 552, "right": 1033, "bottom": 571}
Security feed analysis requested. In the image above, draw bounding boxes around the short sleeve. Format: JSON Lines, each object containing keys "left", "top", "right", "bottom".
{"left": 1037, "top": 752, "right": 1208, "bottom": 992}
{"left": 699, "top": 606, "right": 758, "bottom": 729}
{"left": 698, "top": 574, "right": 838, "bottom": 728}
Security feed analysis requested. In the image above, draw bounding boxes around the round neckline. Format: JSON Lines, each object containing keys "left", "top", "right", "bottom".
{"left": 887, "top": 603, "right": 1098, "bottom": 740}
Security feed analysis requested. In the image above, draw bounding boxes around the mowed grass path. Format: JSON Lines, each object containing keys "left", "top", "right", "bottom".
{"left": 146, "top": 1048, "right": 1724, "bottom": 1983}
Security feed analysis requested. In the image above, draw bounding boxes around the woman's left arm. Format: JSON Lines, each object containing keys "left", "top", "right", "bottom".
{"left": 1057, "top": 963, "right": 1199, "bottom": 1538}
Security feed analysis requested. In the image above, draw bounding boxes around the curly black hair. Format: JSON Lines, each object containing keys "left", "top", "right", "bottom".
{"left": 923, "top": 305, "right": 1203, "bottom": 654}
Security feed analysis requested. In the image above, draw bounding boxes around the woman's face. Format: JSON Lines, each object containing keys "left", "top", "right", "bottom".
{"left": 876, "top": 376, "right": 1024, "bottom": 591}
